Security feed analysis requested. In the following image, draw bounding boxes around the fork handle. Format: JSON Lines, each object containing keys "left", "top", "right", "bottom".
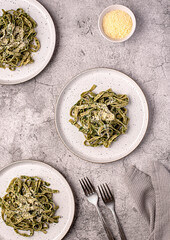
{"left": 110, "top": 209, "right": 127, "bottom": 240}
{"left": 95, "top": 205, "right": 115, "bottom": 240}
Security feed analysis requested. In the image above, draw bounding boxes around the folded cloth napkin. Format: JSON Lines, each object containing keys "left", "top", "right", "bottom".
{"left": 124, "top": 161, "right": 170, "bottom": 240}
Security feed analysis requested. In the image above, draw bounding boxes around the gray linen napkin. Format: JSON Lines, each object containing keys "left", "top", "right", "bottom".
{"left": 124, "top": 161, "right": 170, "bottom": 240}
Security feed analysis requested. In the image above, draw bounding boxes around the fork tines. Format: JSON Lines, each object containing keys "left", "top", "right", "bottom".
{"left": 98, "top": 184, "right": 114, "bottom": 203}
{"left": 79, "top": 177, "right": 95, "bottom": 196}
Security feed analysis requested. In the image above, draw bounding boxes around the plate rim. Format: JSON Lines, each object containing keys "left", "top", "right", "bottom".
{"left": 55, "top": 67, "right": 149, "bottom": 164}
{"left": 0, "top": 159, "right": 75, "bottom": 240}
{"left": 0, "top": 0, "right": 56, "bottom": 85}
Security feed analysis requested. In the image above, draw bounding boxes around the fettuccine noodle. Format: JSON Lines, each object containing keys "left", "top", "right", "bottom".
{"left": 0, "top": 8, "right": 40, "bottom": 70}
{"left": 69, "top": 85, "right": 129, "bottom": 148}
{"left": 0, "top": 176, "right": 59, "bottom": 237}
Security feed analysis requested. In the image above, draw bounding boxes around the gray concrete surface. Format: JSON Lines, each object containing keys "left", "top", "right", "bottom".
{"left": 0, "top": 0, "right": 169, "bottom": 239}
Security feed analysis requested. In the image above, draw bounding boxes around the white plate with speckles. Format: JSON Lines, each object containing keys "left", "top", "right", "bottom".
{"left": 0, "top": 160, "right": 75, "bottom": 240}
{"left": 55, "top": 68, "right": 149, "bottom": 163}
{"left": 0, "top": 0, "right": 56, "bottom": 84}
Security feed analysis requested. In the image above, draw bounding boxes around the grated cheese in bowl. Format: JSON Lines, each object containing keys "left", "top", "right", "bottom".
{"left": 102, "top": 10, "right": 133, "bottom": 40}
{"left": 98, "top": 5, "right": 136, "bottom": 43}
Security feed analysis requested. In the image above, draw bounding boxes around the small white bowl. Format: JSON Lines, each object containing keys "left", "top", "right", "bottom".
{"left": 98, "top": 5, "right": 136, "bottom": 43}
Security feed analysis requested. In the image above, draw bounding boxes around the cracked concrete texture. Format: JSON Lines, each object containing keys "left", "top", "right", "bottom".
{"left": 0, "top": 0, "right": 169, "bottom": 239}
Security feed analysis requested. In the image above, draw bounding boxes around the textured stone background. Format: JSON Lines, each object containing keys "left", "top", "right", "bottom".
{"left": 0, "top": 0, "right": 169, "bottom": 239}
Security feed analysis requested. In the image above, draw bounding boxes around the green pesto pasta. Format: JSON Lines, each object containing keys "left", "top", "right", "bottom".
{"left": 0, "top": 176, "right": 60, "bottom": 237}
{"left": 69, "top": 85, "right": 129, "bottom": 148}
{"left": 0, "top": 8, "right": 40, "bottom": 70}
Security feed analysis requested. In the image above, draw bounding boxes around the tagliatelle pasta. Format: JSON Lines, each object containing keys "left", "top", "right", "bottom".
{"left": 0, "top": 176, "right": 59, "bottom": 237}
{"left": 0, "top": 8, "right": 40, "bottom": 70}
{"left": 69, "top": 85, "right": 129, "bottom": 148}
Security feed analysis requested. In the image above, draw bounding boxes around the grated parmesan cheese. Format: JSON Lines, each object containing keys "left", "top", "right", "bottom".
{"left": 102, "top": 10, "right": 133, "bottom": 39}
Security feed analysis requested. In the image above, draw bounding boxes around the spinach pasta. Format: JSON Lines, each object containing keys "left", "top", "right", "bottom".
{"left": 69, "top": 85, "right": 129, "bottom": 148}
{"left": 0, "top": 176, "right": 59, "bottom": 237}
{"left": 0, "top": 8, "right": 40, "bottom": 70}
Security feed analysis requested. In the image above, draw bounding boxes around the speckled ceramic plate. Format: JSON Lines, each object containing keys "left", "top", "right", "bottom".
{"left": 55, "top": 68, "right": 149, "bottom": 163}
{"left": 0, "top": 0, "right": 56, "bottom": 84}
{"left": 0, "top": 160, "right": 75, "bottom": 240}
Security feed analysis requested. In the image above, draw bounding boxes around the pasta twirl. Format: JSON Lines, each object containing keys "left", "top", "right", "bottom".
{"left": 0, "top": 176, "right": 59, "bottom": 237}
{"left": 0, "top": 8, "right": 40, "bottom": 70}
{"left": 69, "top": 85, "right": 129, "bottom": 148}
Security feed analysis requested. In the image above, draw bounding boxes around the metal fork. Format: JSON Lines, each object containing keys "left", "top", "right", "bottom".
{"left": 98, "top": 184, "right": 127, "bottom": 240}
{"left": 79, "top": 177, "right": 115, "bottom": 240}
